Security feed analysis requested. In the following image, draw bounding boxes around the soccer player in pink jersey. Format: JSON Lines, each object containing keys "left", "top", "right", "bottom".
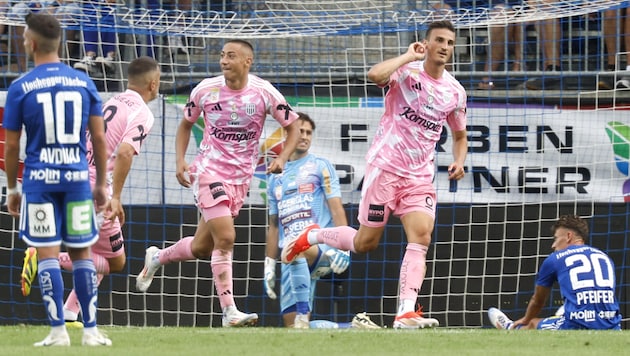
{"left": 20, "top": 56, "right": 162, "bottom": 328}
{"left": 135, "top": 39, "right": 301, "bottom": 327}
{"left": 282, "top": 20, "right": 468, "bottom": 329}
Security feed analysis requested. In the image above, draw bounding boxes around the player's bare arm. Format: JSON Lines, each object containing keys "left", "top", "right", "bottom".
{"left": 266, "top": 216, "right": 280, "bottom": 259}
{"left": 327, "top": 197, "right": 348, "bottom": 227}
{"left": 175, "top": 119, "right": 194, "bottom": 187}
{"left": 267, "top": 119, "right": 300, "bottom": 174}
{"left": 106, "top": 142, "right": 136, "bottom": 225}
{"left": 448, "top": 129, "right": 468, "bottom": 180}
{"left": 367, "top": 42, "right": 426, "bottom": 86}
{"left": 4, "top": 128, "right": 21, "bottom": 217}
{"left": 512, "top": 285, "right": 550, "bottom": 329}
{"left": 88, "top": 114, "right": 109, "bottom": 211}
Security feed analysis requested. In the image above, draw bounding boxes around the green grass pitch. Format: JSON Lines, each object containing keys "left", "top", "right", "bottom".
{"left": 1, "top": 325, "right": 629, "bottom": 355}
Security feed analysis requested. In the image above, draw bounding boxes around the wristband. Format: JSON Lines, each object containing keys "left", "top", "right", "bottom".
{"left": 7, "top": 187, "right": 20, "bottom": 196}
{"left": 264, "top": 256, "right": 276, "bottom": 269}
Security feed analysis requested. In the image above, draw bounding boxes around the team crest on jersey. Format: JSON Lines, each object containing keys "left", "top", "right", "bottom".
{"left": 274, "top": 185, "right": 283, "bottom": 200}
{"left": 245, "top": 103, "right": 256, "bottom": 116}
{"left": 209, "top": 88, "right": 220, "bottom": 103}
{"left": 409, "top": 69, "right": 420, "bottom": 80}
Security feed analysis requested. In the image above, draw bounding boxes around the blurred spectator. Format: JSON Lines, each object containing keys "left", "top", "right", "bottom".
{"left": 603, "top": 9, "right": 630, "bottom": 73}
{"left": 479, "top": 2, "right": 525, "bottom": 89}
{"left": 5, "top": 1, "right": 80, "bottom": 72}
{"left": 534, "top": 0, "right": 561, "bottom": 71}
{"left": 73, "top": 0, "right": 119, "bottom": 77}
{"left": 143, "top": 0, "right": 192, "bottom": 58}
{"left": 603, "top": 9, "right": 630, "bottom": 88}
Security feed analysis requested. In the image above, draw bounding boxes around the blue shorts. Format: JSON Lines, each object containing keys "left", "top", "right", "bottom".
{"left": 19, "top": 190, "right": 99, "bottom": 248}
{"left": 537, "top": 316, "right": 565, "bottom": 330}
{"left": 538, "top": 315, "right": 622, "bottom": 330}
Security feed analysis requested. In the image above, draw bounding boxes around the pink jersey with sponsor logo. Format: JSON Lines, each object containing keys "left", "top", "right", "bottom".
{"left": 184, "top": 74, "right": 298, "bottom": 184}
{"left": 366, "top": 61, "right": 467, "bottom": 181}
{"left": 87, "top": 89, "right": 155, "bottom": 186}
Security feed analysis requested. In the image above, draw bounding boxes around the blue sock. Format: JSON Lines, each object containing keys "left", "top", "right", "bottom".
{"left": 72, "top": 259, "right": 97, "bottom": 328}
{"left": 38, "top": 258, "right": 65, "bottom": 327}
{"left": 289, "top": 258, "right": 311, "bottom": 314}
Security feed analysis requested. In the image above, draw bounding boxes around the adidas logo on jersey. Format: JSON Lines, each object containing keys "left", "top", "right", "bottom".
{"left": 211, "top": 103, "right": 222, "bottom": 111}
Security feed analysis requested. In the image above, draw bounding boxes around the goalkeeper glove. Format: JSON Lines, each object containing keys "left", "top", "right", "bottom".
{"left": 327, "top": 249, "right": 350, "bottom": 274}
{"left": 264, "top": 257, "right": 277, "bottom": 299}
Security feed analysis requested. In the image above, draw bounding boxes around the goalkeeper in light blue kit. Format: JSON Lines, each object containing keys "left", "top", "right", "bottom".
{"left": 488, "top": 215, "right": 622, "bottom": 330}
{"left": 264, "top": 112, "right": 378, "bottom": 329}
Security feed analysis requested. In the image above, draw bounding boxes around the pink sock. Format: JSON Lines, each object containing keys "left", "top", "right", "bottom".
{"left": 158, "top": 236, "right": 195, "bottom": 264}
{"left": 58, "top": 252, "right": 110, "bottom": 275}
{"left": 211, "top": 249, "right": 234, "bottom": 309}
{"left": 59, "top": 252, "right": 73, "bottom": 270}
{"left": 91, "top": 253, "right": 110, "bottom": 275}
{"left": 398, "top": 243, "right": 428, "bottom": 302}
{"left": 64, "top": 289, "right": 80, "bottom": 316}
{"left": 313, "top": 226, "right": 357, "bottom": 253}
{"left": 64, "top": 274, "right": 104, "bottom": 317}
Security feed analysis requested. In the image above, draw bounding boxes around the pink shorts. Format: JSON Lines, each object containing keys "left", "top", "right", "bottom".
{"left": 92, "top": 218, "right": 124, "bottom": 259}
{"left": 358, "top": 163, "right": 436, "bottom": 227}
{"left": 192, "top": 172, "right": 249, "bottom": 221}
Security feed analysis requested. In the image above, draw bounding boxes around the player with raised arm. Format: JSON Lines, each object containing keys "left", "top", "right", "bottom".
{"left": 3, "top": 12, "right": 111, "bottom": 346}
{"left": 135, "top": 39, "right": 301, "bottom": 327}
{"left": 20, "top": 56, "right": 162, "bottom": 327}
{"left": 265, "top": 112, "right": 379, "bottom": 329}
{"left": 488, "top": 215, "right": 622, "bottom": 330}
{"left": 282, "top": 20, "right": 468, "bottom": 329}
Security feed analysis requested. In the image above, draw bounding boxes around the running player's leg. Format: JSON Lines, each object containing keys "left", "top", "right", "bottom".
{"left": 288, "top": 257, "right": 311, "bottom": 328}
{"left": 393, "top": 179, "right": 439, "bottom": 329}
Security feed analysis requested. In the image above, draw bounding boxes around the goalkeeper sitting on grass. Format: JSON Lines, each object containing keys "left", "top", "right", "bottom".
{"left": 264, "top": 112, "right": 379, "bottom": 329}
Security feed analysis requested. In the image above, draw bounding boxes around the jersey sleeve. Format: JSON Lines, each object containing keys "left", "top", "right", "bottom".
{"left": 183, "top": 83, "right": 204, "bottom": 123}
{"left": 122, "top": 109, "right": 155, "bottom": 155}
{"left": 318, "top": 158, "right": 342, "bottom": 200}
{"left": 376, "top": 63, "right": 404, "bottom": 89}
{"left": 446, "top": 85, "right": 467, "bottom": 132}
{"left": 87, "top": 79, "right": 103, "bottom": 117}
{"left": 2, "top": 84, "right": 24, "bottom": 131}
{"left": 535, "top": 255, "right": 557, "bottom": 288}
{"left": 264, "top": 83, "right": 298, "bottom": 127}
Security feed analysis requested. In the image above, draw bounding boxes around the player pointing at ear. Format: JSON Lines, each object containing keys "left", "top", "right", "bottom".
{"left": 282, "top": 20, "right": 468, "bottom": 329}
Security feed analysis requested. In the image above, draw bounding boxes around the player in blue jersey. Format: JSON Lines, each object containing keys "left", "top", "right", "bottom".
{"left": 2, "top": 12, "right": 112, "bottom": 346}
{"left": 488, "top": 215, "right": 622, "bottom": 330}
{"left": 265, "top": 112, "right": 373, "bottom": 328}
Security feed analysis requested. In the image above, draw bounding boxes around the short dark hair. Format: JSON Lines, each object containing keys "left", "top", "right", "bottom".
{"left": 127, "top": 56, "right": 159, "bottom": 79}
{"left": 425, "top": 20, "right": 455, "bottom": 39}
{"left": 551, "top": 215, "right": 589, "bottom": 243}
{"left": 225, "top": 39, "right": 254, "bottom": 53}
{"left": 297, "top": 112, "right": 315, "bottom": 130}
{"left": 25, "top": 12, "right": 61, "bottom": 41}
